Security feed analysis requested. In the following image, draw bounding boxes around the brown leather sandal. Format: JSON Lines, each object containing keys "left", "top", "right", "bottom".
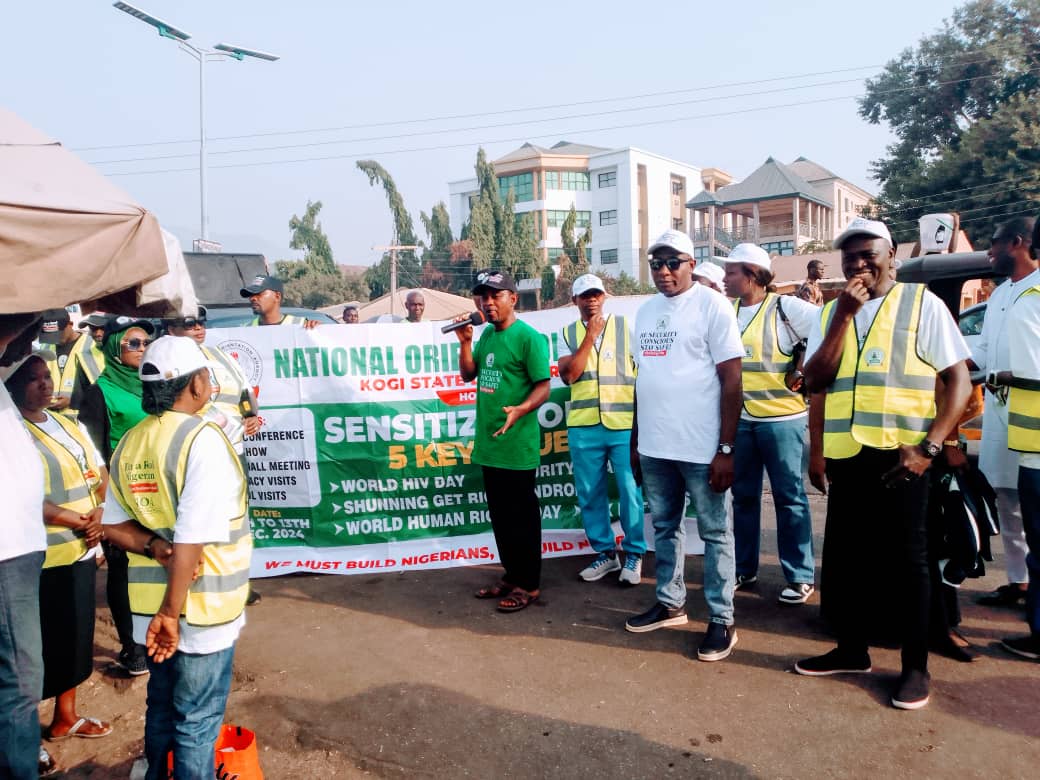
{"left": 475, "top": 581, "right": 513, "bottom": 599}
{"left": 497, "top": 588, "right": 540, "bottom": 613}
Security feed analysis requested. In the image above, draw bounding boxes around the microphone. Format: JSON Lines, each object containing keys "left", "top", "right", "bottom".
{"left": 440, "top": 311, "right": 485, "bottom": 334}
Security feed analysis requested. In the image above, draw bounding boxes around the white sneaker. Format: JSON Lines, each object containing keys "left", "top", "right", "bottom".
{"left": 619, "top": 554, "right": 642, "bottom": 585}
{"left": 779, "top": 583, "right": 815, "bottom": 605}
{"left": 579, "top": 553, "right": 621, "bottom": 581}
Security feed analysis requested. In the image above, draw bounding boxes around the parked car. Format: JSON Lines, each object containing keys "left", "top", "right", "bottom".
{"left": 958, "top": 301, "right": 986, "bottom": 355}
{"left": 205, "top": 306, "right": 337, "bottom": 328}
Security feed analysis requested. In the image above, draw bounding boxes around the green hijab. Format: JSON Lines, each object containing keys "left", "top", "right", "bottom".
{"left": 95, "top": 322, "right": 151, "bottom": 452}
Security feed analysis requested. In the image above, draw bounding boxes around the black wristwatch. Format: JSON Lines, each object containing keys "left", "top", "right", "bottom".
{"left": 717, "top": 442, "right": 735, "bottom": 456}
{"left": 919, "top": 440, "right": 941, "bottom": 459}
{"left": 143, "top": 534, "right": 162, "bottom": 559}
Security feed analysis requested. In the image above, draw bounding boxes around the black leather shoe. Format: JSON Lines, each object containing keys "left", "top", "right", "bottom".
{"left": 625, "top": 602, "right": 688, "bottom": 633}
{"left": 977, "top": 584, "right": 1027, "bottom": 607}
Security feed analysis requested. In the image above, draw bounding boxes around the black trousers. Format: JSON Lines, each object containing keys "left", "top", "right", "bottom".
{"left": 102, "top": 541, "right": 135, "bottom": 652}
{"left": 482, "top": 465, "right": 542, "bottom": 593}
{"left": 823, "top": 448, "right": 931, "bottom": 673}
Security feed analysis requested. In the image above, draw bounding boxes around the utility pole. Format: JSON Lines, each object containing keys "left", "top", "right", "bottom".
{"left": 372, "top": 243, "right": 419, "bottom": 317}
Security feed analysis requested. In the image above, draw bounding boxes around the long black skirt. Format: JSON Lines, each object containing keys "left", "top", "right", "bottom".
{"left": 39, "top": 556, "right": 97, "bottom": 700}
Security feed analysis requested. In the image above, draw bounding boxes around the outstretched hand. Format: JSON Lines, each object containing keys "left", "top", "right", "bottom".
{"left": 145, "top": 613, "right": 179, "bottom": 664}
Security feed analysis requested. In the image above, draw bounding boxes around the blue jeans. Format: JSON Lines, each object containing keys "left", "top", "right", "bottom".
{"left": 1019, "top": 466, "right": 1040, "bottom": 635}
{"left": 570, "top": 424, "right": 646, "bottom": 555}
{"left": 144, "top": 643, "right": 236, "bottom": 780}
{"left": 0, "top": 551, "right": 44, "bottom": 780}
{"left": 639, "top": 456, "right": 734, "bottom": 624}
{"left": 732, "top": 417, "right": 815, "bottom": 585}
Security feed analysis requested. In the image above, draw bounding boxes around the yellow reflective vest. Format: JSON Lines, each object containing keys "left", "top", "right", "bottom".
{"left": 49, "top": 333, "right": 95, "bottom": 416}
{"left": 822, "top": 283, "right": 937, "bottom": 459}
{"left": 735, "top": 294, "right": 806, "bottom": 418}
{"left": 201, "top": 345, "right": 250, "bottom": 450}
{"left": 1008, "top": 284, "right": 1040, "bottom": 453}
{"left": 562, "top": 315, "right": 636, "bottom": 430}
{"left": 109, "top": 412, "right": 252, "bottom": 626}
{"left": 26, "top": 413, "right": 103, "bottom": 568}
{"left": 249, "top": 313, "right": 307, "bottom": 326}
{"left": 73, "top": 336, "right": 106, "bottom": 385}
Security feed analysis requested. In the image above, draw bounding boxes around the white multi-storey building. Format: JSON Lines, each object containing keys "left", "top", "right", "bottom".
{"left": 448, "top": 141, "right": 702, "bottom": 283}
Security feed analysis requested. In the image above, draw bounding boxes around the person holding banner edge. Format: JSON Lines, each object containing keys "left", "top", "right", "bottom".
{"left": 455, "top": 269, "right": 550, "bottom": 612}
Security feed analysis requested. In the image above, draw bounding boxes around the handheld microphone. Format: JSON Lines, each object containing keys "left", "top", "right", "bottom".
{"left": 440, "top": 311, "right": 485, "bottom": 334}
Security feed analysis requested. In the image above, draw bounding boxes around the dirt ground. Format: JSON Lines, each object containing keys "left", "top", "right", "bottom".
{"left": 42, "top": 490, "right": 1040, "bottom": 779}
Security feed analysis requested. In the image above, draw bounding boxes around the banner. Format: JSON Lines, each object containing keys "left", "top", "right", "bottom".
{"left": 208, "top": 296, "right": 704, "bottom": 578}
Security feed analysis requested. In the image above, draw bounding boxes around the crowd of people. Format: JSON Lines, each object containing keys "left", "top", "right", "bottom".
{"left": 2, "top": 214, "right": 1039, "bottom": 776}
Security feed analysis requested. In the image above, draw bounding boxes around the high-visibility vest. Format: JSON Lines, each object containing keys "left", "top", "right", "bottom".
{"left": 248, "top": 313, "right": 307, "bottom": 326}
{"left": 562, "top": 315, "right": 636, "bottom": 430}
{"left": 109, "top": 412, "right": 252, "bottom": 626}
{"left": 822, "top": 283, "right": 937, "bottom": 459}
{"left": 1008, "top": 284, "right": 1040, "bottom": 453}
{"left": 201, "top": 345, "right": 249, "bottom": 450}
{"left": 26, "top": 413, "right": 103, "bottom": 568}
{"left": 49, "top": 334, "right": 94, "bottom": 417}
{"left": 73, "top": 336, "right": 106, "bottom": 385}
{"left": 735, "top": 294, "right": 806, "bottom": 418}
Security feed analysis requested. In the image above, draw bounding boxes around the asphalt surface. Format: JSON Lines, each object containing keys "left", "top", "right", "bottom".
{"left": 43, "top": 490, "right": 1040, "bottom": 778}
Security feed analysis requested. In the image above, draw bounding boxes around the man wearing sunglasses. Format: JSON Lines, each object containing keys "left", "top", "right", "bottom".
{"left": 625, "top": 229, "right": 744, "bottom": 663}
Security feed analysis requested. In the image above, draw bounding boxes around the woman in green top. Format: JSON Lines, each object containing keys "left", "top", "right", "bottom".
{"left": 79, "top": 317, "right": 155, "bottom": 677}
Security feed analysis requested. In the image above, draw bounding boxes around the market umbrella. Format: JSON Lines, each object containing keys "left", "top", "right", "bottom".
{"left": 0, "top": 108, "right": 195, "bottom": 316}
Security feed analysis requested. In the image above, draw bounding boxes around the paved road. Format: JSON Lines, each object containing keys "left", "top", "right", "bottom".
{"left": 46, "top": 492, "right": 1040, "bottom": 778}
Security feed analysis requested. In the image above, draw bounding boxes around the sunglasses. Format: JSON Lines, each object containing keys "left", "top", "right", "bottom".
{"left": 121, "top": 338, "right": 153, "bottom": 351}
{"left": 648, "top": 257, "right": 687, "bottom": 272}
{"left": 171, "top": 318, "right": 206, "bottom": 329}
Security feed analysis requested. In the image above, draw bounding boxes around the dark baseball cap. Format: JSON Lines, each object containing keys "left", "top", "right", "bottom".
{"left": 103, "top": 316, "right": 156, "bottom": 340}
{"left": 240, "top": 275, "right": 284, "bottom": 297}
{"left": 39, "top": 308, "right": 72, "bottom": 344}
{"left": 78, "top": 313, "right": 113, "bottom": 329}
{"left": 472, "top": 269, "right": 517, "bottom": 294}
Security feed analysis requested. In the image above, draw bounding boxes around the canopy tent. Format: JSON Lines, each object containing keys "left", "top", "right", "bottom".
{"left": 319, "top": 287, "right": 476, "bottom": 323}
{"left": 0, "top": 108, "right": 195, "bottom": 316}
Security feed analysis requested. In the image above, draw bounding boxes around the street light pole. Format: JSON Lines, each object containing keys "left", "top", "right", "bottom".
{"left": 112, "top": 2, "right": 279, "bottom": 242}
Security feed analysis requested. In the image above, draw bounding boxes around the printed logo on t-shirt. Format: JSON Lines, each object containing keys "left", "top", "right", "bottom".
{"left": 480, "top": 351, "right": 501, "bottom": 394}
{"left": 865, "top": 347, "right": 886, "bottom": 367}
{"left": 639, "top": 314, "right": 678, "bottom": 358}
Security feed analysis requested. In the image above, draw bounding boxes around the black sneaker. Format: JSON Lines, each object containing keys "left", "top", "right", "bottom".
{"left": 116, "top": 646, "right": 149, "bottom": 676}
{"left": 625, "top": 602, "right": 688, "bottom": 633}
{"left": 735, "top": 574, "right": 758, "bottom": 591}
{"left": 794, "top": 648, "right": 872, "bottom": 676}
{"left": 1001, "top": 634, "right": 1040, "bottom": 660}
{"left": 891, "top": 669, "right": 930, "bottom": 710}
{"left": 977, "top": 584, "right": 1027, "bottom": 607}
{"left": 697, "top": 622, "right": 737, "bottom": 662}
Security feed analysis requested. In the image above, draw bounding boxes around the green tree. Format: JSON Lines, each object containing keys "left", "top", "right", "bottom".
{"left": 859, "top": 0, "right": 1040, "bottom": 244}
{"left": 419, "top": 201, "right": 457, "bottom": 292}
{"left": 356, "top": 160, "right": 422, "bottom": 297}
{"left": 288, "top": 200, "right": 336, "bottom": 274}
{"left": 604, "top": 272, "right": 656, "bottom": 296}
{"left": 560, "top": 206, "right": 577, "bottom": 263}
{"left": 540, "top": 264, "right": 557, "bottom": 303}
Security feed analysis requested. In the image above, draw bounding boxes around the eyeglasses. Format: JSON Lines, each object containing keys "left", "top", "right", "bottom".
{"left": 171, "top": 318, "right": 206, "bottom": 329}
{"left": 121, "top": 338, "right": 153, "bottom": 351}
{"left": 648, "top": 257, "right": 687, "bottom": 272}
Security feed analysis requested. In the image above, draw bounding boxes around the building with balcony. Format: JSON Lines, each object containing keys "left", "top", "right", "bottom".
{"left": 448, "top": 141, "right": 701, "bottom": 283}
{"left": 686, "top": 157, "right": 873, "bottom": 259}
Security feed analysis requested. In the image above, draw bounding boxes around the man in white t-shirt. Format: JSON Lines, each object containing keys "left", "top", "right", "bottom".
{"left": 0, "top": 313, "right": 47, "bottom": 779}
{"left": 794, "top": 218, "right": 971, "bottom": 711}
{"left": 968, "top": 217, "right": 1039, "bottom": 608}
{"left": 624, "top": 229, "right": 744, "bottom": 663}
{"left": 999, "top": 218, "right": 1040, "bottom": 661}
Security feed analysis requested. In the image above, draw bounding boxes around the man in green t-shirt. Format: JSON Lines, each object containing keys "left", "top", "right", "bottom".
{"left": 456, "top": 269, "right": 550, "bottom": 612}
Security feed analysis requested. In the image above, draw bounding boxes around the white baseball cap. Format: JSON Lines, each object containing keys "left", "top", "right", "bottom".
{"left": 572, "top": 273, "right": 606, "bottom": 297}
{"left": 648, "top": 229, "right": 694, "bottom": 257}
{"left": 833, "top": 217, "right": 893, "bottom": 250}
{"left": 723, "top": 243, "right": 772, "bottom": 271}
{"left": 139, "top": 336, "right": 217, "bottom": 383}
{"left": 0, "top": 348, "right": 55, "bottom": 384}
{"left": 693, "top": 262, "right": 725, "bottom": 287}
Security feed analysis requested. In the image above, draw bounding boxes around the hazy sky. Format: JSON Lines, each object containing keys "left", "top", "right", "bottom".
{"left": 3, "top": 0, "right": 966, "bottom": 270}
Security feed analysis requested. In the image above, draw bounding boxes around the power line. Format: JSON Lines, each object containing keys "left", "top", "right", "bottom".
{"left": 72, "top": 42, "right": 1020, "bottom": 153}
{"left": 89, "top": 64, "right": 1037, "bottom": 169}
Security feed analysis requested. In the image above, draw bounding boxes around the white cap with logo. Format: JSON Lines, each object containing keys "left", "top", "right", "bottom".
{"left": 833, "top": 217, "right": 893, "bottom": 250}
{"left": 572, "top": 273, "right": 606, "bottom": 297}
{"left": 693, "top": 262, "right": 725, "bottom": 287}
{"left": 648, "top": 229, "right": 694, "bottom": 257}
{"left": 723, "top": 243, "right": 772, "bottom": 271}
{"left": 139, "top": 336, "right": 218, "bottom": 383}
